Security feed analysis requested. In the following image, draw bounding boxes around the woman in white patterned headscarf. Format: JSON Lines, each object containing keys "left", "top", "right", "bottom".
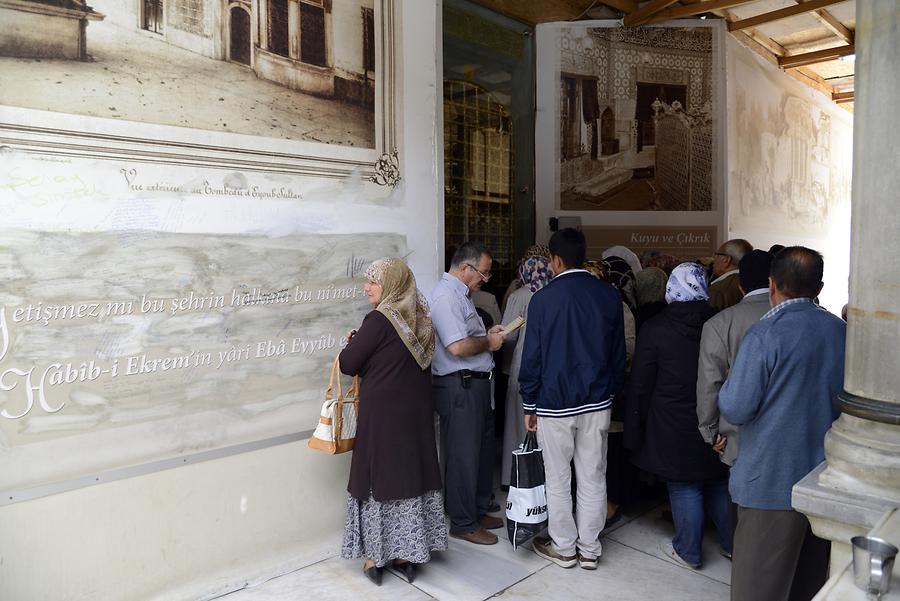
{"left": 665, "top": 262, "right": 710, "bottom": 304}
{"left": 624, "top": 260, "right": 731, "bottom": 571}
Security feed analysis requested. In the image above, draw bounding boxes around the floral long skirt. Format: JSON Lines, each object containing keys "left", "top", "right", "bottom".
{"left": 341, "top": 489, "right": 448, "bottom": 568}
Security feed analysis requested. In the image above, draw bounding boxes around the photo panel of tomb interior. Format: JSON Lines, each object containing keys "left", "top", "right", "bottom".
{"left": 547, "top": 23, "right": 723, "bottom": 212}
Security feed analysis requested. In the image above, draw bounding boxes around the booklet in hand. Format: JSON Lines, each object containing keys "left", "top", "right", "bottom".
{"left": 502, "top": 316, "right": 526, "bottom": 337}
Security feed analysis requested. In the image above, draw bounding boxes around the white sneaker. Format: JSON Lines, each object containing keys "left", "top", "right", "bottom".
{"left": 660, "top": 540, "right": 701, "bottom": 570}
{"left": 532, "top": 537, "right": 577, "bottom": 568}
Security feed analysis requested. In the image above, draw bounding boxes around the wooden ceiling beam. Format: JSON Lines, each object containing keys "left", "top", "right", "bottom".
{"left": 728, "top": 0, "right": 848, "bottom": 32}
{"left": 643, "top": 0, "right": 758, "bottom": 24}
{"left": 748, "top": 29, "right": 788, "bottom": 57}
{"left": 811, "top": 10, "right": 854, "bottom": 43}
{"left": 465, "top": 0, "right": 597, "bottom": 25}
{"left": 832, "top": 91, "right": 854, "bottom": 103}
{"left": 778, "top": 43, "right": 855, "bottom": 68}
{"left": 598, "top": 0, "right": 639, "bottom": 13}
{"left": 825, "top": 74, "right": 856, "bottom": 89}
{"left": 730, "top": 30, "right": 781, "bottom": 66}
{"left": 623, "top": 0, "right": 681, "bottom": 26}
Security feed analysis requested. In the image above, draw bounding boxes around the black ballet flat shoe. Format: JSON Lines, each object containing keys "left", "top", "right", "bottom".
{"left": 363, "top": 564, "right": 383, "bottom": 586}
{"left": 393, "top": 561, "right": 417, "bottom": 584}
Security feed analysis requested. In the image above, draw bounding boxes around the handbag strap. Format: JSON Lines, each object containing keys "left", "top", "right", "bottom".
{"left": 325, "top": 355, "right": 360, "bottom": 401}
{"left": 325, "top": 356, "right": 342, "bottom": 400}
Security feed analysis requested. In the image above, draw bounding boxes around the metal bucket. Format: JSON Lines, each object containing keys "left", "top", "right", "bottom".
{"left": 852, "top": 535, "right": 899, "bottom": 598}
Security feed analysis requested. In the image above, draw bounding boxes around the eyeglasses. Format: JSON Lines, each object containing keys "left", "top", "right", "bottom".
{"left": 465, "top": 263, "right": 492, "bottom": 282}
{"left": 714, "top": 252, "right": 731, "bottom": 259}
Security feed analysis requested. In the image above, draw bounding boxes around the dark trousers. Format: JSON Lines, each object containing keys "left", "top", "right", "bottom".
{"left": 732, "top": 506, "right": 830, "bottom": 601}
{"left": 433, "top": 375, "right": 493, "bottom": 535}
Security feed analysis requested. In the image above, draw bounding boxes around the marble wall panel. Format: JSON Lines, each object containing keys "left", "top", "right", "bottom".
{"left": 0, "top": 230, "right": 404, "bottom": 490}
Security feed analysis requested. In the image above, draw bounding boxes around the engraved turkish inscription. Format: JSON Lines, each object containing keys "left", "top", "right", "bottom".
{"left": 0, "top": 231, "right": 404, "bottom": 490}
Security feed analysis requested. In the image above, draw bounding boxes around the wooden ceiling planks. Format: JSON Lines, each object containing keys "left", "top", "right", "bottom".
{"left": 728, "top": 0, "right": 848, "bottom": 32}
{"left": 622, "top": 0, "right": 682, "bottom": 26}
{"left": 642, "top": 0, "right": 760, "bottom": 25}
{"left": 778, "top": 43, "right": 855, "bottom": 68}
{"left": 465, "top": 0, "right": 638, "bottom": 25}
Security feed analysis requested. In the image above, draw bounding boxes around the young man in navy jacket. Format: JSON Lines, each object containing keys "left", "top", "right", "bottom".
{"left": 519, "top": 228, "right": 626, "bottom": 570}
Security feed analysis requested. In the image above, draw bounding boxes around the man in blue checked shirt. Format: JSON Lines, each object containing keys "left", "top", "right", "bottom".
{"left": 519, "top": 228, "right": 625, "bottom": 571}
{"left": 719, "top": 246, "right": 845, "bottom": 601}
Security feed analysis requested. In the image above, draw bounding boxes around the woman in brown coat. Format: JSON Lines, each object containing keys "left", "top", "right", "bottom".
{"left": 339, "top": 258, "right": 447, "bottom": 586}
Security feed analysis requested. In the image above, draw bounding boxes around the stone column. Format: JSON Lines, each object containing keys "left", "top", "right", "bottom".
{"left": 793, "top": 0, "right": 900, "bottom": 572}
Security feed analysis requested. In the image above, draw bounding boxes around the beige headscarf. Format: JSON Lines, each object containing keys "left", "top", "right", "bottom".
{"left": 364, "top": 258, "right": 435, "bottom": 370}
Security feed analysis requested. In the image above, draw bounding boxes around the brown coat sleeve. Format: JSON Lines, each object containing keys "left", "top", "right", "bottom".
{"left": 338, "top": 311, "right": 386, "bottom": 376}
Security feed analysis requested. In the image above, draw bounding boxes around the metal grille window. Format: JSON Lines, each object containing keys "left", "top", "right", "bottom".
{"left": 268, "top": 0, "right": 289, "bottom": 58}
{"left": 362, "top": 7, "right": 375, "bottom": 72}
{"left": 443, "top": 80, "right": 514, "bottom": 289}
{"left": 300, "top": 0, "right": 327, "bottom": 67}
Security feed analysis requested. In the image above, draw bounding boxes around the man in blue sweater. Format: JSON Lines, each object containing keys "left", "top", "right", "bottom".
{"left": 519, "top": 228, "right": 625, "bottom": 570}
{"left": 719, "top": 246, "right": 845, "bottom": 601}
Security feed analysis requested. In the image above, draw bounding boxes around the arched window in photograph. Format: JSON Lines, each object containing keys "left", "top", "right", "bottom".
{"left": 229, "top": 6, "right": 251, "bottom": 65}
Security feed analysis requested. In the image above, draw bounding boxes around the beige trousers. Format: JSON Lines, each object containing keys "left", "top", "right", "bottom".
{"left": 536, "top": 409, "right": 611, "bottom": 559}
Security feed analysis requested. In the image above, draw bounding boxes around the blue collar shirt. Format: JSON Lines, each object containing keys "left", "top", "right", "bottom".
{"left": 428, "top": 272, "right": 494, "bottom": 376}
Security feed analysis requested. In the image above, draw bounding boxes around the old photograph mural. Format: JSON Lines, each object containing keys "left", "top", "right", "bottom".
{"left": 552, "top": 25, "right": 721, "bottom": 211}
{"left": 0, "top": 0, "right": 409, "bottom": 496}
{"left": 0, "top": 0, "right": 377, "bottom": 147}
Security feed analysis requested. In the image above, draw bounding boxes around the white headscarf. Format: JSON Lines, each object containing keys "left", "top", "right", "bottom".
{"left": 665, "top": 262, "right": 710, "bottom": 304}
{"left": 602, "top": 245, "right": 643, "bottom": 274}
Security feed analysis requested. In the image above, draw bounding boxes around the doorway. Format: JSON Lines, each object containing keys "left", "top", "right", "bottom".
{"left": 229, "top": 7, "right": 251, "bottom": 65}
{"left": 142, "top": 0, "right": 163, "bottom": 34}
{"left": 635, "top": 82, "right": 687, "bottom": 151}
{"left": 443, "top": 0, "right": 534, "bottom": 292}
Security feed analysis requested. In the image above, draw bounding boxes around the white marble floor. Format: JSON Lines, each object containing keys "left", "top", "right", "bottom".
{"left": 214, "top": 502, "right": 731, "bottom": 601}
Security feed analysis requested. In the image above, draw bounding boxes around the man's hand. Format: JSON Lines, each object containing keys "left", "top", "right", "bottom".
{"left": 487, "top": 325, "right": 505, "bottom": 352}
{"left": 346, "top": 329, "right": 357, "bottom": 342}
{"left": 712, "top": 434, "right": 727, "bottom": 455}
{"left": 524, "top": 414, "right": 537, "bottom": 432}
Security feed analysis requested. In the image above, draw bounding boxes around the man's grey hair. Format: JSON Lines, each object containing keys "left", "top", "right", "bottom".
{"left": 721, "top": 239, "right": 753, "bottom": 263}
{"left": 450, "top": 241, "right": 491, "bottom": 269}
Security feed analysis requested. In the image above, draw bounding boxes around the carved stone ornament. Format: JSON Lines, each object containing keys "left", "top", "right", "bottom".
{"left": 369, "top": 149, "right": 401, "bottom": 187}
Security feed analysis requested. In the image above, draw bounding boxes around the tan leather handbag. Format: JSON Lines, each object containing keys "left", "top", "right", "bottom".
{"left": 308, "top": 356, "right": 360, "bottom": 454}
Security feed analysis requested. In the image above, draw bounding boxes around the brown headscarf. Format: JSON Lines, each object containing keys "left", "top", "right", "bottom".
{"left": 364, "top": 258, "right": 435, "bottom": 370}
{"left": 583, "top": 260, "right": 610, "bottom": 282}
{"left": 524, "top": 244, "right": 551, "bottom": 260}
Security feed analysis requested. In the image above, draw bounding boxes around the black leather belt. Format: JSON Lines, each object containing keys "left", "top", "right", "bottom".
{"left": 455, "top": 369, "right": 492, "bottom": 380}
{"left": 438, "top": 369, "right": 493, "bottom": 388}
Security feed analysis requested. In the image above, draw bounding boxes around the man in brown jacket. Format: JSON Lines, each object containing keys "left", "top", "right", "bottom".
{"left": 708, "top": 239, "right": 752, "bottom": 310}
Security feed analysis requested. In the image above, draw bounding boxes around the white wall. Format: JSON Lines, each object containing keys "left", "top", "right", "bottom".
{"left": 0, "top": 1, "right": 443, "bottom": 599}
{"left": 725, "top": 36, "right": 853, "bottom": 315}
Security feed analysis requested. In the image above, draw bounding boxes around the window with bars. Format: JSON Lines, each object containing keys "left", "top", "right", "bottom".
{"left": 300, "top": 0, "right": 327, "bottom": 67}
{"left": 268, "top": 0, "right": 289, "bottom": 58}
{"left": 443, "top": 80, "right": 515, "bottom": 289}
{"left": 362, "top": 7, "right": 375, "bottom": 72}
